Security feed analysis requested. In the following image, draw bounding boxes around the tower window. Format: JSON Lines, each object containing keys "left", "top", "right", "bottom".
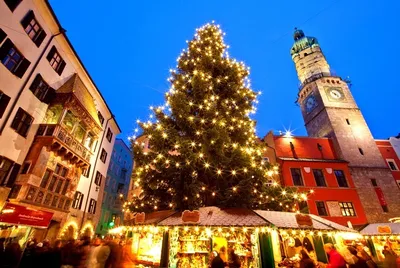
{"left": 358, "top": 148, "right": 364, "bottom": 155}
{"left": 371, "top": 179, "right": 378, "bottom": 187}
{"left": 346, "top": 119, "right": 350, "bottom": 125}
{"left": 382, "top": 205, "right": 389, "bottom": 213}
{"left": 387, "top": 160, "right": 398, "bottom": 171}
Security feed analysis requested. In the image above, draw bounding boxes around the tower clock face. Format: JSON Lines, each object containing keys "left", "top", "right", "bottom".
{"left": 325, "top": 87, "right": 346, "bottom": 102}
{"left": 304, "top": 94, "right": 318, "bottom": 114}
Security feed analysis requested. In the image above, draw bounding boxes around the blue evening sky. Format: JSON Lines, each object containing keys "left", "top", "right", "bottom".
{"left": 49, "top": 0, "right": 399, "bottom": 140}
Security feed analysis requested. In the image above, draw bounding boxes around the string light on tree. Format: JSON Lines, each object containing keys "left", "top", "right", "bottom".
{"left": 127, "top": 22, "right": 308, "bottom": 212}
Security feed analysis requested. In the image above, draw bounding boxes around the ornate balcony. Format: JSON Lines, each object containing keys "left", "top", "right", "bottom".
{"left": 36, "top": 124, "right": 92, "bottom": 166}
{"left": 23, "top": 184, "right": 73, "bottom": 213}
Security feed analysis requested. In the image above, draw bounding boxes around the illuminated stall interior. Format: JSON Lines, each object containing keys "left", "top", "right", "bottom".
{"left": 111, "top": 207, "right": 361, "bottom": 268}
{"left": 361, "top": 223, "right": 400, "bottom": 261}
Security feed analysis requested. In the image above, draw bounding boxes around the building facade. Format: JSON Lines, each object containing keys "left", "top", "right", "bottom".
{"left": 291, "top": 28, "right": 400, "bottom": 223}
{"left": 0, "top": 0, "right": 120, "bottom": 241}
{"left": 262, "top": 132, "right": 368, "bottom": 227}
{"left": 376, "top": 139, "right": 400, "bottom": 189}
{"left": 97, "top": 138, "right": 133, "bottom": 236}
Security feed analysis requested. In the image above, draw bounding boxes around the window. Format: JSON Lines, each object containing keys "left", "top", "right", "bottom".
{"left": 106, "top": 128, "right": 113, "bottom": 142}
{"left": 0, "top": 91, "right": 11, "bottom": 119}
{"left": 40, "top": 169, "right": 51, "bottom": 188}
{"left": 95, "top": 171, "right": 102, "bottom": 186}
{"left": 359, "top": 148, "right": 364, "bottom": 155}
{"left": 334, "top": 170, "right": 348, "bottom": 187}
{"left": 339, "top": 202, "right": 356, "bottom": 217}
{"left": 100, "top": 149, "right": 107, "bottom": 163}
{"left": 371, "top": 179, "right": 378, "bottom": 187}
{"left": 97, "top": 111, "right": 104, "bottom": 125}
{"left": 382, "top": 205, "right": 389, "bottom": 213}
{"left": 346, "top": 119, "right": 350, "bottom": 125}
{"left": 387, "top": 160, "right": 398, "bottom": 171}
{"left": 47, "top": 175, "right": 57, "bottom": 191}
{"left": 313, "top": 169, "right": 327, "bottom": 187}
{"left": 8, "top": 184, "right": 21, "bottom": 199}
{"left": 21, "top": 11, "right": 47, "bottom": 47}
{"left": 72, "top": 191, "right": 83, "bottom": 209}
{"left": 0, "top": 39, "right": 31, "bottom": 78}
{"left": 29, "top": 74, "right": 53, "bottom": 102}
{"left": 46, "top": 46, "right": 66, "bottom": 75}
{"left": 25, "top": 187, "right": 36, "bottom": 201}
{"left": 290, "top": 168, "right": 304, "bottom": 186}
{"left": 88, "top": 198, "right": 96, "bottom": 214}
{"left": 315, "top": 201, "right": 328, "bottom": 216}
{"left": 83, "top": 165, "right": 91, "bottom": 178}
{"left": 61, "top": 179, "right": 70, "bottom": 195}
{"left": 11, "top": 108, "right": 33, "bottom": 137}
{"left": 20, "top": 162, "right": 30, "bottom": 174}
{"left": 4, "top": 0, "right": 22, "bottom": 11}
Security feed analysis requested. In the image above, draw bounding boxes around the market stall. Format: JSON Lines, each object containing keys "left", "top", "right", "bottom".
{"left": 112, "top": 207, "right": 361, "bottom": 268}
{"left": 0, "top": 202, "right": 54, "bottom": 247}
{"left": 254, "top": 210, "right": 361, "bottom": 267}
{"left": 360, "top": 223, "right": 400, "bottom": 261}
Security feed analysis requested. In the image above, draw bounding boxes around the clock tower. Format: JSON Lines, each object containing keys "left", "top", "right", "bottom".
{"left": 291, "top": 28, "right": 400, "bottom": 222}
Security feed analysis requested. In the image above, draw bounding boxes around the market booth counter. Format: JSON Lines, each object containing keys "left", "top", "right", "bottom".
{"left": 360, "top": 223, "right": 400, "bottom": 262}
{"left": 254, "top": 210, "right": 361, "bottom": 268}
{"left": 158, "top": 207, "right": 266, "bottom": 268}
{"left": 114, "top": 207, "right": 360, "bottom": 268}
{"left": 0, "top": 202, "right": 53, "bottom": 246}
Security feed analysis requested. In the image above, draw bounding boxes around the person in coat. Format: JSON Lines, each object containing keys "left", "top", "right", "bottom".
{"left": 300, "top": 250, "right": 316, "bottom": 268}
{"left": 382, "top": 246, "right": 397, "bottom": 268}
{"left": 323, "top": 243, "right": 347, "bottom": 268}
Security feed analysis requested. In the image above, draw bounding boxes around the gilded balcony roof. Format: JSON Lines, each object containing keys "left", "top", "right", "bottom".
{"left": 56, "top": 74, "right": 102, "bottom": 130}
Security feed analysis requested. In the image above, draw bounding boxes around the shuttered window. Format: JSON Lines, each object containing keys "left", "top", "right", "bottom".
{"left": 0, "top": 39, "right": 31, "bottom": 78}
{"left": 21, "top": 11, "right": 47, "bottom": 47}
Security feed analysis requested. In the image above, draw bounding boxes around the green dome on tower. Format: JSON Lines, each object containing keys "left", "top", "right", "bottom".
{"left": 290, "top": 28, "right": 319, "bottom": 58}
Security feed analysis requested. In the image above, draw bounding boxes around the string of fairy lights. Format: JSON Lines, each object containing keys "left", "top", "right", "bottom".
{"left": 109, "top": 224, "right": 361, "bottom": 241}
{"left": 125, "top": 22, "right": 312, "bottom": 212}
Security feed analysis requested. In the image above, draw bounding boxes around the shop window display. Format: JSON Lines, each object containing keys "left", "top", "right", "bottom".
{"left": 168, "top": 227, "right": 260, "bottom": 268}
{"left": 278, "top": 233, "right": 317, "bottom": 267}
{"left": 131, "top": 228, "right": 163, "bottom": 266}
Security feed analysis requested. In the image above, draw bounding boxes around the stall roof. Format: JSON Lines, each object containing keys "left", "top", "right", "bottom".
{"left": 254, "top": 210, "right": 354, "bottom": 232}
{"left": 360, "top": 223, "right": 400, "bottom": 235}
{"left": 138, "top": 210, "right": 176, "bottom": 225}
{"left": 158, "top": 207, "right": 267, "bottom": 226}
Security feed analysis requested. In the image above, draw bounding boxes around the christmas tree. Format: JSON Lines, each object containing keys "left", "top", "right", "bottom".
{"left": 127, "top": 23, "right": 305, "bottom": 213}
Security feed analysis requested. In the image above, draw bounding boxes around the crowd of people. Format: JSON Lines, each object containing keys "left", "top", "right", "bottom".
{"left": 298, "top": 242, "right": 399, "bottom": 268}
{"left": 0, "top": 236, "right": 125, "bottom": 268}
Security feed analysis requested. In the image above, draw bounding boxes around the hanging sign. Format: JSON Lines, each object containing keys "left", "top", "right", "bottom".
{"left": 377, "top": 226, "right": 391, "bottom": 234}
{"left": 135, "top": 212, "right": 145, "bottom": 224}
{"left": 295, "top": 214, "right": 313, "bottom": 227}
{"left": 0, "top": 202, "right": 53, "bottom": 228}
{"left": 374, "top": 188, "right": 387, "bottom": 206}
{"left": 182, "top": 210, "right": 200, "bottom": 224}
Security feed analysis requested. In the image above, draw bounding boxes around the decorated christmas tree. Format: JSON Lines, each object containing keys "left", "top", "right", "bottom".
{"left": 127, "top": 23, "right": 306, "bottom": 213}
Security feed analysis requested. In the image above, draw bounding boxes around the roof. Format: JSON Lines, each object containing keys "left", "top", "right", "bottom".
{"left": 56, "top": 74, "right": 102, "bottom": 128}
{"left": 138, "top": 210, "right": 176, "bottom": 225}
{"left": 158, "top": 207, "right": 267, "bottom": 226}
{"left": 43, "top": 0, "right": 121, "bottom": 134}
{"left": 279, "top": 157, "right": 348, "bottom": 163}
{"left": 254, "top": 210, "right": 354, "bottom": 232}
{"left": 360, "top": 223, "right": 400, "bottom": 235}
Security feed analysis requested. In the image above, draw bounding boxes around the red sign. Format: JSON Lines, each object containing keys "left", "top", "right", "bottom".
{"left": 0, "top": 203, "right": 53, "bottom": 228}
{"left": 377, "top": 226, "right": 392, "bottom": 234}
{"left": 135, "top": 212, "right": 145, "bottom": 224}
{"left": 295, "top": 214, "right": 313, "bottom": 227}
{"left": 181, "top": 210, "right": 200, "bottom": 223}
{"left": 374, "top": 187, "right": 387, "bottom": 206}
